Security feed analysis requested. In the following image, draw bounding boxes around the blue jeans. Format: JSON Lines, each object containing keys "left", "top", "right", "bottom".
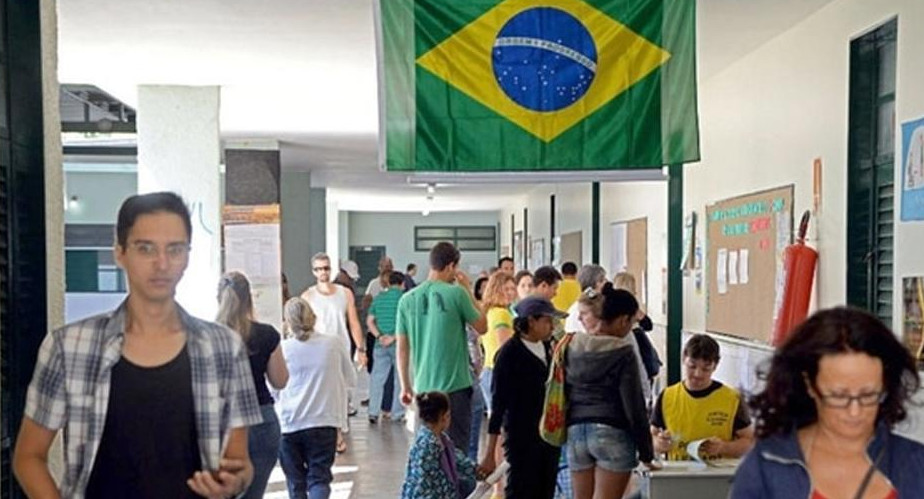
{"left": 279, "top": 426, "right": 338, "bottom": 499}
{"left": 243, "top": 404, "right": 281, "bottom": 499}
{"left": 369, "top": 342, "right": 404, "bottom": 418}
{"left": 468, "top": 372, "right": 485, "bottom": 461}
{"left": 479, "top": 368, "right": 493, "bottom": 412}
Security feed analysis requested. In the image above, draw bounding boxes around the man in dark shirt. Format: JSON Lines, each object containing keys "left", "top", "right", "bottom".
{"left": 13, "top": 192, "right": 262, "bottom": 498}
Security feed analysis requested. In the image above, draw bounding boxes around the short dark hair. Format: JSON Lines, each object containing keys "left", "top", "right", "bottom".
{"left": 561, "top": 261, "right": 578, "bottom": 276}
{"left": 416, "top": 391, "right": 450, "bottom": 424}
{"left": 683, "top": 334, "right": 720, "bottom": 364}
{"left": 429, "top": 242, "right": 460, "bottom": 271}
{"left": 473, "top": 276, "right": 489, "bottom": 301}
{"left": 498, "top": 256, "right": 514, "bottom": 267}
{"left": 533, "top": 266, "right": 562, "bottom": 287}
{"left": 751, "top": 307, "right": 920, "bottom": 438}
{"left": 388, "top": 271, "right": 405, "bottom": 286}
{"left": 116, "top": 192, "right": 192, "bottom": 247}
{"left": 514, "top": 270, "right": 533, "bottom": 285}
{"left": 406, "top": 263, "right": 417, "bottom": 272}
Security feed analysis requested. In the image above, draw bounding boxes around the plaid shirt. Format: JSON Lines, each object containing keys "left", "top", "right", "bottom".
{"left": 24, "top": 301, "right": 262, "bottom": 498}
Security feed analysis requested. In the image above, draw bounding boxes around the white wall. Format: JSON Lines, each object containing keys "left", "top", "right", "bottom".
{"left": 500, "top": 184, "right": 593, "bottom": 268}
{"left": 64, "top": 171, "right": 136, "bottom": 224}
{"left": 601, "top": 181, "right": 668, "bottom": 325}
{"left": 348, "top": 211, "right": 500, "bottom": 277}
{"left": 685, "top": 0, "right": 924, "bottom": 334}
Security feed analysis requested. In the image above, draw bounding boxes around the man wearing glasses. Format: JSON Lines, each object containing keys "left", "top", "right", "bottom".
{"left": 13, "top": 192, "right": 262, "bottom": 498}
{"left": 650, "top": 334, "right": 755, "bottom": 460}
{"left": 301, "top": 253, "right": 366, "bottom": 367}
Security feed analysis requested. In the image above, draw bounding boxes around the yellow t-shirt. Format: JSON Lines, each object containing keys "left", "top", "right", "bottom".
{"left": 661, "top": 382, "right": 739, "bottom": 460}
{"left": 482, "top": 306, "right": 513, "bottom": 369}
{"left": 551, "top": 278, "right": 581, "bottom": 312}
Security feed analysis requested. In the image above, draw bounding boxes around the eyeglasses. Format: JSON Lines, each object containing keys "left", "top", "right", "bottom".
{"left": 313, "top": 266, "right": 331, "bottom": 272}
{"left": 815, "top": 390, "right": 886, "bottom": 409}
{"left": 129, "top": 241, "right": 190, "bottom": 262}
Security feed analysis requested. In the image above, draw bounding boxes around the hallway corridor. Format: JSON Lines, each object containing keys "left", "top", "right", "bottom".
{"left": 262, "top": 417, "right": 414, "bottom": 498}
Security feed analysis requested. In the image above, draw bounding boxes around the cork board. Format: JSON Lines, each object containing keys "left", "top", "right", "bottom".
{"left": 626, "top": 218, "right": 648, "bottom": 306}
{"left": 706, "top": 185, "right": 793, "bottom": 342}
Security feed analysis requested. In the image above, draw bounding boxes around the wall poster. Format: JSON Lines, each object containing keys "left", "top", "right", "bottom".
{"left": 902, "top": 116, "right": 924, "bottom": 221}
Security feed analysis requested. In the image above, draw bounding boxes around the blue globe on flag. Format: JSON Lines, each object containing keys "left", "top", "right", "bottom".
{"left": 492, "top": 7, "right": 598, "bottom": 112}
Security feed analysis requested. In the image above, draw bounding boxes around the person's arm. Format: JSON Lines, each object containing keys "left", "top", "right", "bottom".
{"left": 486, "top": 347, "right": 512, "bottom": 436}
{"left": 187, "top": 427, "right": 252, "bottom": 498}
{"left": 15, "top": 332, "right": 68, "bottom": 497}
{"left": 713, "top": 426, "right": 755, "bottom": 458}
{"left": 397, "top": 334, "right": 413, "bottom": 405}
{"left": 455, "top": 272, "right": 487, "bottom": 334}
{"left": 479, "top": 433, "right": 501, "bottom": 474}
{"left": 366, "top": 313, "right": 381, "bottom": 339}
{"left": 619, "top": 353, "right": 654, "bottom": 464}
{"left": 343, "top": 288, "right": 367, "bottom": 366}
{"left": 13, "top": 418, "right": 61, "bottom": 498}
{"left": 265, "top": 344, "right": 289, "bottom": 390}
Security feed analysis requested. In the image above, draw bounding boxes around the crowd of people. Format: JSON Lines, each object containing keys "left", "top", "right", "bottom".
{"left": 11, "top": 191, "right": 924, "bottom": 499}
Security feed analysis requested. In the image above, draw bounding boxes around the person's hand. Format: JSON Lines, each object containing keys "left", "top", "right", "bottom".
{"left": 354, "top": 350, "right": 368, "bottom": 368}
{"left": 478, "top": 455, "right": 496, "bottom": 478}
{"left": 701, "top": 437, "right": 725, "bottom": 456}
{"left": 379, "top": 335, "right": 395, "bottom": 347}
{"left": 187, "top": 459, "right": 248, "bottom": 498}
{"left": 652, "top": 428, "right": 673, "bottom": 454}
{"left": 401, "top": 387, "right": 415, "bottom": 406}
{"left": 455, "top": 270, "right": 472, "bottom": 289}
{"left": 642, "top": 460, "right": 662, "bottom": 471}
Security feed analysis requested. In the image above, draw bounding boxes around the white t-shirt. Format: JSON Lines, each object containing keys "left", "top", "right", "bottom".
{"left": 365, "top": 278, "right": 385, "bottom": 298}
{"left": 523, "top": 338, "right": 547, "bottom": 365}
{"left": 302, "top": 285, "right": 350, "bottom": 355}
{"left": 564, "top": 301, "right": 584, "bottom": 333}
{"left": 274, "top": 334, "right": 357, "bottom": 433}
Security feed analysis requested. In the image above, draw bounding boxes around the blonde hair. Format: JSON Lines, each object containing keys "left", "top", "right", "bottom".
{"left": 216, "top": 271, "right": 253, "bottom": 343}
{"left": 481, "top": 271, "right": 515, "bottom": 310}
{"left": 613, "top": 272, "right": 637, "bottom": 296}
{"left": 283, "top": 297, "right": 317, "bottom": 341}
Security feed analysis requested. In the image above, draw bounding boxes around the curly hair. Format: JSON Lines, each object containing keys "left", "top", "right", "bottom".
{"left": 482, "top": 271, "right": 515, "bottom": 310}
{"left": 750, "top": 307, "right": 919, "bottom": 438}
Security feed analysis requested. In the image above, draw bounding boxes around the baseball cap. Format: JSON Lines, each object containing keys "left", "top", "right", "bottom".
{"left": 340, "top": 260, "right": 360, "bottom": 280}
{"left": 515, "top": 296, "right": 568, "bottom": 319}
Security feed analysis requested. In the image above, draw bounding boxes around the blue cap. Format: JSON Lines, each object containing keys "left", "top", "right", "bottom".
{"left": 515, "top": 296, "right": 568, "bottom": 319}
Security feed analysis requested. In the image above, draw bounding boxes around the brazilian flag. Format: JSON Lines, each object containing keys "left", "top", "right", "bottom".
{"left": 378, "top": 0, "right": 699, "bottom": 172}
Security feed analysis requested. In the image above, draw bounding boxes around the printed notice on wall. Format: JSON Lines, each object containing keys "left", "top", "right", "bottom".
{"left": 717, "top": 248, "right": 729, "bottom": 294}
{"left": 728, "top": 250, "right": 739, "bottom": 285}
{"left": 224, "top": 223, "right": 283, "bottom": 330}
{"left": 739, "top": 249, "right": 750, "bottom": 284}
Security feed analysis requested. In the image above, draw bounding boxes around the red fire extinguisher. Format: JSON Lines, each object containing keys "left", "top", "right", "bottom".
{"left": 771, "top": 211, "right": 818, "bottom": 347}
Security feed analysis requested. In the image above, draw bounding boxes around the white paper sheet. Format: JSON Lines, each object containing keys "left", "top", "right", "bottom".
{"left": 728, "top": 250, "right": 739, "bottom": 285}
{"left": 717, "top": 248, "right": 729, "bottom": 294}
{"left": 739, "top": 249, "right": 750, "bottom": 284}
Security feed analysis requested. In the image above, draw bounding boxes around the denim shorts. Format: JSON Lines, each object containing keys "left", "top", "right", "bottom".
{"left": 565, "top": 423, "right": 638, "bottom": 472}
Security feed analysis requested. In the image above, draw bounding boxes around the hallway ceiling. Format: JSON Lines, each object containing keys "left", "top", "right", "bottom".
{"left": 58, "top": 0, "right": 837, "bottom": 211}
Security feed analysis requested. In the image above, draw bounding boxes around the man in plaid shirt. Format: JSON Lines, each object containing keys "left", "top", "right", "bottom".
{"left": 13, "top": 192, "right": 262, "bottom": 498}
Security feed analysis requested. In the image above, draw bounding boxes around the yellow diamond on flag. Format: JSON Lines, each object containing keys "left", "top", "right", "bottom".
{"left": 416, "top": 0, "right": 672, "bottom": 143}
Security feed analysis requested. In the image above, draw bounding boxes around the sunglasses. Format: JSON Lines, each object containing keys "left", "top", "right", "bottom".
{"left": 313, "top": 266, "right": 331, "bottom": 272}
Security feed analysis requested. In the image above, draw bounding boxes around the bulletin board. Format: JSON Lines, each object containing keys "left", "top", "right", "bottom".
{"left": 706, "top": 185, "right": 793, "bottom": 342}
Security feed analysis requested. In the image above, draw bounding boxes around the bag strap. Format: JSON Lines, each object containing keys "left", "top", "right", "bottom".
{"left": 852, "top": 434, "right": 888, "bottom": 499}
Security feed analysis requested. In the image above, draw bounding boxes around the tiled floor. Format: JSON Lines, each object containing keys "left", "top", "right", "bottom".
{"left": 261, "top": 416, "right": 415, "bottom": 498}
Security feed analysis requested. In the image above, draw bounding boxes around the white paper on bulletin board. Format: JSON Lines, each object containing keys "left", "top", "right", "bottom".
{"left": 224, "top": 223, "right": 283, "bottom": 330}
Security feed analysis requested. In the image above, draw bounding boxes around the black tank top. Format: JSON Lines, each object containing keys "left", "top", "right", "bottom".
{"left": 86, "top": 345, "right": 201, "bottom": 498}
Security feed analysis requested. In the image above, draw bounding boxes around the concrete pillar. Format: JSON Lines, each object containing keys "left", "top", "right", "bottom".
{"left": 137, "top": 85, "right": 221, "bottom": 319}
{"left": 281, "top": 170, "right": 312, "bottom": 294}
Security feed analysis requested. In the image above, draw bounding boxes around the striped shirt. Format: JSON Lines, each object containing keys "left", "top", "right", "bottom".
{"left": 369, "top": 287, "right": 403, "bottom": 335}
{"left": 24, "top": 301, "right": 262, "bottom": 498}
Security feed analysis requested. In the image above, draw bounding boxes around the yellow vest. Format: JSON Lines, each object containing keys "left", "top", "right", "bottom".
{"left": 662, "top": 382, "right": 739, "bottom": 460}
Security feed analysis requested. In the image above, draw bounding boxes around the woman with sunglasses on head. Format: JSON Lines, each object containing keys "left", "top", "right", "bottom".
{"left": 215, "top": 271, "right": 289, "bottom": 499}
{"left": 731, "top": 307, "right": 924, "bottom": 498}
{"left": 567, "top": 283, "right": 658, "bottom": 499}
